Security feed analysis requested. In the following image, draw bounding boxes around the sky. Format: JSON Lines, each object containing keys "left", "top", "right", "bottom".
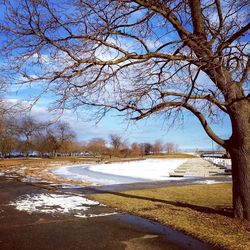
{"left": 7, "top": 85, "right": 231, "bottom": 151}
{"left": 38, "top": 103, "right": 231, "bottom": 151}
{"left": 1, "top": 1, "right": 234, "bottom": 151}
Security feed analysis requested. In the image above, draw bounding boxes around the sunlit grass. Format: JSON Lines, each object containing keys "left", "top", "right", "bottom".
{"left": 0, "top": 156, "right": 93, "bottom": 165}
{"left": 89, "top": 183, "right": 250, "bottom": 250}
{"left": 146, "top": 153, "right": 196, "bottom": 158}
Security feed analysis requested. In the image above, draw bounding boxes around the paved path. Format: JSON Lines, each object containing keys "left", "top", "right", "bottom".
{"left": 169, "top": 158, "right": 227, "bottom": 177}
{"left": 73, "top": 176, "right": 232, "bottom": 194}
{"left": 0, "top": 175, "right": 218, "bottom": 250}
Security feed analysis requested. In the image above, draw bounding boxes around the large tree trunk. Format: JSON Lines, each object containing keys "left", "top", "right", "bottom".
{"left": 226, "top": 100, "right": 250, "bottom": 220}
{"left": 229, "top": 147, "right": 250, "bottom": 219}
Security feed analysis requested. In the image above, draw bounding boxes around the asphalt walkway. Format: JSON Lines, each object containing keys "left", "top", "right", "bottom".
{"left": 0, "top": 175, "right": 218, "bottom": 250}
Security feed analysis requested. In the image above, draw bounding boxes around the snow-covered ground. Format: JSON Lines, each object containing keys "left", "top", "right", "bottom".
{"left": 203, "top": 157, "right": 231, "bottom": 169}
{"left": 9, "top": 193, "right": 117, "bottom": 218}
{"left": 52, "top": 159, "right": 187, "bottom": 185}
{"left": 193, "top": 180, "right": 223, "bottom": 185}
{"left": 91, "top": 159, "right": 186, "bottom": 180}
{"left": 10, "top": 193, "right": 98, "bottom": 214}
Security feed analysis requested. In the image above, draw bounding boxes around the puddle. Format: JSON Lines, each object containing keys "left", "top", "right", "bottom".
{"left": 120, "top": 214, "right": 216, "bottom": 250}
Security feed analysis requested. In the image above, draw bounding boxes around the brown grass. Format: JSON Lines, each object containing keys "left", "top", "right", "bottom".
{"left": 0, "top": 157, "right": 96, "bottom": 186}
{"left": 88, "top": 183, "right": 250, "bottom": 250}
{"left": 0, "top": 156, "right": 144, "bottom": 186}
{"left": 146, "top": 153, "right": 196, "bottom": 158}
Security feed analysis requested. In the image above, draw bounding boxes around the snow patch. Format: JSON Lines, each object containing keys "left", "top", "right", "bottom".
{"left": 60, "top": 184, "right": 81, "bottom": 189}
{"left": 194, "top": 180, "right": 220, "bottom": 184}
{"left": 9, "top": 193, "right": 99, "bottom": 215}
{"left": 20, "top": 176, "right": 41, "bottom": 183}
{"left": 74, "top": 212, "right": 118, "bottom": 218}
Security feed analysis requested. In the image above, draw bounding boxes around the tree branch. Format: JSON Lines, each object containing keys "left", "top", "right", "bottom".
{"left": 215, "top": 0, "right": 223, "bottom": 29}
{"left": 239, "top": 56, "right": 250, "bottom": 85}
{"left": 217, "top": 22, "right": 250, "bottom": 52}
{"left": 161, "top": 91, "right": 227, "bottom": 113}
{"left": 182, "top": 103, "right": 226, "bottom": 146}
{"left": 133, "top": 0, "right": 191, "bottom": 39}
{"left": 131, "top": 101, "right": 226, "bottom": 146}
{"left": 188, "top": 0, "right": 206, "bottom": 39}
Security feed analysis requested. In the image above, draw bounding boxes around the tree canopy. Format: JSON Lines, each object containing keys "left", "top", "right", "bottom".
{"left": 0, "top": 1, "right": 248, "bottom": 146}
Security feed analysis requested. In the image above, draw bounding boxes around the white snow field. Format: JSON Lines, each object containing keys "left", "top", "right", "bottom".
{"left": 91, "top": 159, "right": 186, "bottom": 180}
{"left": 10, "top": 193, "right": 98, "bottom": 214}
{"left": 9, "top": 193, "right": 117, "bottom": 217}
{"left": 52, "top": 159, "right": 187, "bottom": 185}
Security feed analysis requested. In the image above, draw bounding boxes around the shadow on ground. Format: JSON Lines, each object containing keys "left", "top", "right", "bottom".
{"left": 0, "top": 176, "right": 218, "bottom": 250}
{"left": 74, "top": 176, "right": 233, "bottom": 218}
{"left": 93, "top": 190, "right": 233, "bottom": 217}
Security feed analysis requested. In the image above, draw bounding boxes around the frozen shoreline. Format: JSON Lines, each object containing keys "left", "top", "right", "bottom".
{"left": 51, "top": 159, "right": 187, "bottom": 185}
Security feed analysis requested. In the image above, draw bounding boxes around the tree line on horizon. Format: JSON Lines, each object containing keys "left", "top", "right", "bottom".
{"left": 0, "top": 114, "right": 75, "bottom": 158}
{"left": 85, "top": 134, "right": 179, "bottom": 158}
{"left": 0, "top": 114, "right": 178, "bottom": 158}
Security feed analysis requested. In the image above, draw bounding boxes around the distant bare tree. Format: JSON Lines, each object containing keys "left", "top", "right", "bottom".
{"left": 166, "top": 143, "right": 174, "bottom": 154}
{"left": 17, "top": 115, "right": 45, "bottom": 156}
{"left": 0, "top": 78, "right": 9, "bottom": 116}
{"left": 152, "top": 140, "right": 163, "bottom": 154}
{"left": 87, "top": 137, "right": 107, "bottom": 156}
{"left": 131, "top": 142, "right": 142, "bottom": 157}
{"left": 120, "top": 141, "right": 131, "bottom": 157}
{"left": 109, "top": 134, "right": 123, "bottom": 150}
{"left": 165, "top": 142, "right": 175, "bottom": 154}
{"left": 33, "top": 133, "right": 50, "bottom": 157}
{"left": 139, "top": 143, "right": 153, "bottom": 155}
{"left": 41, "top": 121, "right": 76, "bottom": 157}
{"left": 0, "top": 116, "right": 18, "bottom": 157}
{"left": 0, "top": 0, "right": 249, "bottom": 219}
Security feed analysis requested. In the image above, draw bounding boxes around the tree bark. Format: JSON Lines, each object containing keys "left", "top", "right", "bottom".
{"left": 230, "top": 148, "right": 250, "bottom": 219}
{"left": 226, "top": 100, "right": 250, "bottom": 219}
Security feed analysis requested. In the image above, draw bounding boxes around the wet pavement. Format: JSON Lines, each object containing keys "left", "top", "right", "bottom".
{"left": 71, "top": 176, "right": 232, "bottom": 195}
{"left": 0, "top": 175, "right": 221, "bottom": 250}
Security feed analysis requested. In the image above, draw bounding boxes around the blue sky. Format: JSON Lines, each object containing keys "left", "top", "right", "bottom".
{"left": 8, "top": 84, "right": 231, "bottom": 150}
{"left": 6, "top": 60, "right": 232, "bottom": 150}
{"left": 1, "top": 1, "right": 234, "bottom": 150}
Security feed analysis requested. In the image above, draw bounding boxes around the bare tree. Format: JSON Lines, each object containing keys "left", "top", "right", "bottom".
{"left": 33, "top": 133, "right": 50, "bottom": 157}
{"left": 0, "top": 116, "right": 18, "bottom": 157}
{"left": 87, "top": 137, "right": 107, "bottom": 156}
{"left": 120, "top": 140, "right": 131, "bottom": 157}
{"left": 152, "top": 140, "right": 163, "bottom": 154}
{"left": 50, "top": 121, "right": 76, "bottom": 156}
{"left": 109, "top": 134, "right": 123, "bottom": 149}
{"left": 36, "top": 121, "right": 76, "bottom": 157}
{"left": 44, "top": 133, "right": 60, "bottom": 157}
{"left": 165, "top": 142, "right": 179, "bottom": 154}
{"left": 17, "top": 115, "right": 45, "bottom": 156}
{"left": 139, "top": 143, "right": 153, "bottom": 155}
{"left": 131, "top": 142, "right": 142, "bottom": 157}
{"left": 0, "top": 0, "right": 249, "bottom": 219}
{"left": 165, "top": 143, "right": 174, "bottom": 154}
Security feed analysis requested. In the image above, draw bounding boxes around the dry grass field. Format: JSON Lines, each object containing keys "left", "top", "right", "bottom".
{"left": 89, "top": 183, "right": 250, "bottom": 250}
